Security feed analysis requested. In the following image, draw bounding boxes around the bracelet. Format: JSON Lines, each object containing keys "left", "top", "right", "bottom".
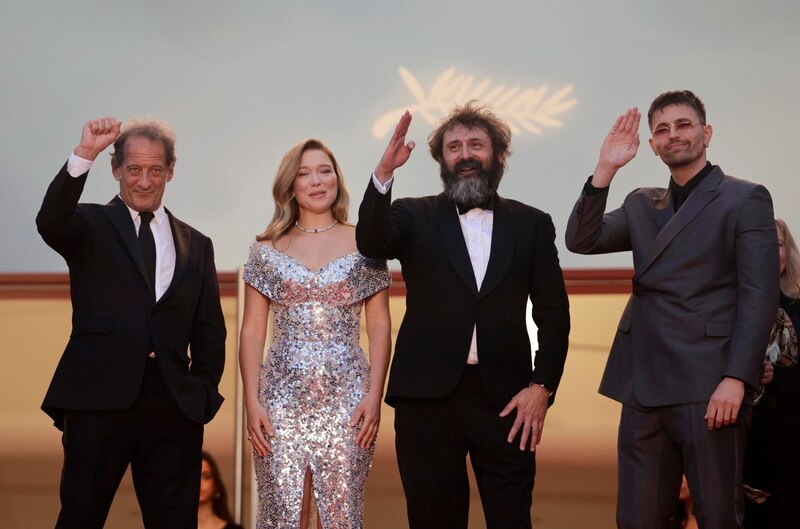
{"left": 529, "top": 381, "right": 553, "bottom": 397}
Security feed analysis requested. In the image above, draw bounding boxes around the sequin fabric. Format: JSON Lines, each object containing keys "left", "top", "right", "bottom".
{"left": 243, "top": 243, "right": 391, "bottom": 529}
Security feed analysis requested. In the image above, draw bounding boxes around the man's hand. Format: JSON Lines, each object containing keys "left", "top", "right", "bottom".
{"left": 705, "top": 377, "right": 745, "bottom": 430}
{"left": 374, "top": 111, "right": 415, "bottom": 183}
{"left": 74, "top": 117, "right": 121, "bottom": 161}
{"left": 592, "top": 107, "right": 640, "bottom": 188}
{"left": 499, "top": 384, "right": 551, "bottom": 451}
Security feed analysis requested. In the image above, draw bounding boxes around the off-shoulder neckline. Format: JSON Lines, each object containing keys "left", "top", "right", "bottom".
{"left": 255, "top": 242, "right": 360, "bottom": 274}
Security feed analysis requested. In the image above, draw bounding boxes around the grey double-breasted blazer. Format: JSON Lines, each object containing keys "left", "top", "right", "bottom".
{"left": 566, "top": 166, "right": 779, "bottom": 408}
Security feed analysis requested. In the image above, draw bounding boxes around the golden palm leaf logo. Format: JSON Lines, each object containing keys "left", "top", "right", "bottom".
{"left": 373, "top": 66, "right": 578, "bottom": 139}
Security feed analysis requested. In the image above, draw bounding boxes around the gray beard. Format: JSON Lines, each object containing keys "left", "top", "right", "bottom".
{"left": 442, "top": 174, "right": 494, "bottom": 209}
{"left": 440, "top": 160, "right": 502, "bottom": 210}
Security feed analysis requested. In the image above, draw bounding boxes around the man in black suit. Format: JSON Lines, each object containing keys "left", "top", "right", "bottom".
{"left": 36, "top": 117, "right": 227, "bottom": 529}
{"left": 357, "top": 104, "right": 570, "bottom": 529}
{"left": 565, "top": 91, "right": 779, "bottom": 528}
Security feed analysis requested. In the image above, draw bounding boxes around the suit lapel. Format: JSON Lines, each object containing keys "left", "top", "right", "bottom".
{"left": 636, "top": 168, "right": 723, "bottom": 278}
{"left": 652, "top": 188, "right": 673, "bottom": 232}
{"left": 477, "top": 196, "right": 513, "bottom": 301}
{"left": 436, "top": 195, "right": 479, "bottom": 295}
{"left": 160, "top": 209, "right": 189, "bottom": 303}
{"left": 104, "top": 196, "right": 150, "bottom": 286}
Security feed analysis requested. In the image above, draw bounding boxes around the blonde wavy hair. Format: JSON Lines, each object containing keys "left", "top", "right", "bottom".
{"left": 257, "top": 139, "right": 350, "bottom": 242}
{"left": 776, "top": 217, "right": 800, "bottom": 299}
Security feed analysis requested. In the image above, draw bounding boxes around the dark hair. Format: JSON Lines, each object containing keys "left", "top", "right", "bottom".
{"left": 202, "top": 451, "right": 235, "bottom": 523}
{"left": 428, "top": 100, "right": 512, "bottom": 174}
{"left": 111, "top": 117, "right": 177, "bottom": 168}
{"left": 647, "top": 90, "right": 706, "bottom": 128}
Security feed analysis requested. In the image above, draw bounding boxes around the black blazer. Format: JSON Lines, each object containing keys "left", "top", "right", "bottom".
{"left": 36, "top": 165, "right": 226, "bottom": 429}
{"left": 565, "top": 167, "right": 779, "bottom": 408}
{"left": 357, "top": 180, "right": 570, "bottom": 408}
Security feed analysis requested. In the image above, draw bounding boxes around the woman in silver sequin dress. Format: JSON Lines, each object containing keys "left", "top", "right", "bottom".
{"left": 239, "top": 139, "right": 392, "bottom": 529}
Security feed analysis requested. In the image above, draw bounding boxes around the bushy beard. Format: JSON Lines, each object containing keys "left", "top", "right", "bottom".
{"left": 440, "top": 158, "right": 503, "bottom": 210}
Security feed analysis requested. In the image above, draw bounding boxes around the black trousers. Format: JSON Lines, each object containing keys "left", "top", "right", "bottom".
{"left": 55, "top": 357, "right": 204, "bottom": 529}
{"left": 394, "top": 365, "right": 535, "bottom": 529}
{"left": 616, "top": 402, "right": 751, "bottom": 529}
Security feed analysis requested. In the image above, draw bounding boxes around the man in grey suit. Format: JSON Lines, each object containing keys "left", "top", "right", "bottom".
{"left": 565, "top": 90, "right": 779, "bottom": 529}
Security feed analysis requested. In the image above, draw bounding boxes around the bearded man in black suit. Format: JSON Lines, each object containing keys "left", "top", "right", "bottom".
{"left": 357, "top": 103, "right": 570, "bottom": 529}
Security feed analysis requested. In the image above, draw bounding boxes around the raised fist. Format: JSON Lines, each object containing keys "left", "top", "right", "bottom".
{"left": 74, "top": 117, "right": 122, "bottom": 161}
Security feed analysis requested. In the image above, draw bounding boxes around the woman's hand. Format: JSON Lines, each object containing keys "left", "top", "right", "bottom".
{"left": 351, "top": 392, "right": 382, "bottom": 448}
{"left": 760, "top": 359, "right": 774, "bottom": 386}
{"left": 246, "top": 402, "right": 275, "bottom": 457}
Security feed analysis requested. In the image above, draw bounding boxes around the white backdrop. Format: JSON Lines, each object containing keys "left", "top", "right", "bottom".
{"left": 2, "top": 0, "right": 798, "bottom": 272}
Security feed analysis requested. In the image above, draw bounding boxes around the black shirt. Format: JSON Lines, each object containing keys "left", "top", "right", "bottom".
{"left": 668, "top": 162, "right": 714, "bottom": 212}
{"left": 584, "top": 162, "right": 716, "bottom": 213}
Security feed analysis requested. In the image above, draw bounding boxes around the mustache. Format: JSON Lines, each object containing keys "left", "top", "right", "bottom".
{"left": 452, "top": 158, "right": 483, "bottom": 173}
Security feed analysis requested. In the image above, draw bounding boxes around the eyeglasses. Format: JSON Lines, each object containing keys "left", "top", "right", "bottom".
{"left": 651, "top": 120, "right": 704, "bottom": 139}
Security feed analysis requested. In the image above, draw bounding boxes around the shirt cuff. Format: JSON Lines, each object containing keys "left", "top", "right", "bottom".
{"left": 584, "top": 175, "right": 608, "bottom": 197}
{"left": 371, "top": 172, "right": 394, "bottom": 195}
{"left": 67, "top": 152, "right": 94, "bottom": 178}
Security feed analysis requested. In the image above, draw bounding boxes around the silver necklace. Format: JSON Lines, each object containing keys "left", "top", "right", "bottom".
{"left": 294, "top": 219, "right": 338, "bottom": 233}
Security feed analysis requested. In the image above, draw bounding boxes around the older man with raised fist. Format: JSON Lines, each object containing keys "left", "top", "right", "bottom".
{"left": 36, "top": 117, "right": 226, "bottom": 529}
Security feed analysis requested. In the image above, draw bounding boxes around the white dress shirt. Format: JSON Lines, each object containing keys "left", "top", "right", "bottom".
{"left": 458, "top": 207, "right": 493, "bottom": 364}
{"left": 372, "top": 174, "right": 493, "bottom": 364}
{"left": 67, "top": 152, "right": 176, "bottom": 301}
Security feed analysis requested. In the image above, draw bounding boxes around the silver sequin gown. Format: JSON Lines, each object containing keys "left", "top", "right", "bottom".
{"left": 243, "top": 243, "right": 392, "bottom": 529}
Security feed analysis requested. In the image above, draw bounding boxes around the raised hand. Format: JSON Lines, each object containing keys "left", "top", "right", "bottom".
{"left": 592, "top": 107, "right": 641, "bottom": 188}
{"left": 74, "top": 117, "right": 122, "bottom": 161}
{"left": 374, "top": 111, "right": 415, "bottom": 183}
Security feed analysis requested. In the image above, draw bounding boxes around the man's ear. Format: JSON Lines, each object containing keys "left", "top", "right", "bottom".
{"left": 111, "top": 159, "right": 121, "bottom": 181}
{"left": 703, "top": 124, "right": 713, "bottom": 148}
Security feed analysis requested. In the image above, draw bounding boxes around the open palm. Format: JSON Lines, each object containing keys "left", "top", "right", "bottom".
{"left": 375, "top": 111, "right": 415, "bottom": 181}
{"left": 599, "top": 108, "right": 640, "bottom": 169}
